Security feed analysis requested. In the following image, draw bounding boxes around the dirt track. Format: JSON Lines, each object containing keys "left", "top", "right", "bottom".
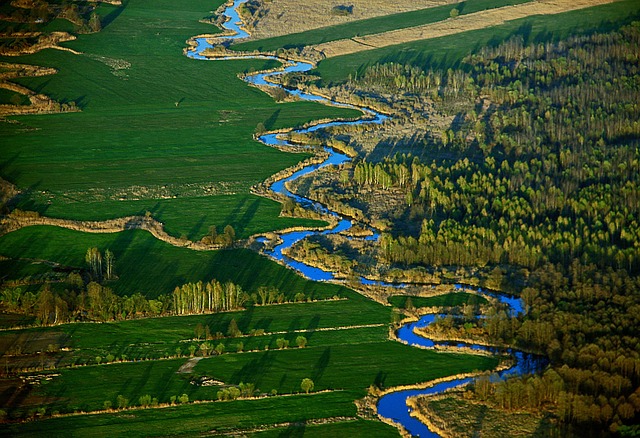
{"left": 312, "top": 0, "right": 618, "bottom": 58}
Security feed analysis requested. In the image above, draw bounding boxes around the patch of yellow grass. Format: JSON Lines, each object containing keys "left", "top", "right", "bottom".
{"left": 249, "top": 0, "right": 459, "bottom": 39}
{"left": 313, "top": 0, "right": 619, "bottom": 58}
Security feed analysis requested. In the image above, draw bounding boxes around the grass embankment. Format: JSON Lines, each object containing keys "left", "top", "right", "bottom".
{"left": 315, "top": 0, "right": 640, "bottom": 83}
{"left": 0, "top": 0, "right": 358, "bottom": 240}
{"left": 235, "top": 0, "right": 533, "bottom": 52}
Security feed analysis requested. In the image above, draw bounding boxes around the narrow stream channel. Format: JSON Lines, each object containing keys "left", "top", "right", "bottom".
{"left": 187, "top": 3, "right": 543, "bottom": 436}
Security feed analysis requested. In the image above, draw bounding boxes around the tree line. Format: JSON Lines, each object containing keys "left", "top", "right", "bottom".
{"left": 0, "top": 275, "right": 252, "bottom": 325}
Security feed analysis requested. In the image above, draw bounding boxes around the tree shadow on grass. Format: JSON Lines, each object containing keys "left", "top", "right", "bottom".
{"left": 311, "top": 347, "right": 330, "bottom": 382}
{"left": 231, "top": 351, "right": 274, "bottom": 388}
{"left": 374, "top": 370, "right": 388, "bottom": 389}
{"left": 236, "top": 198, "right": 261, "bottom": 237}
{"left": 223, "top": 196, "right": 247, "bottom": 233}
{"left": 264, "top": 109, "right": 281, "bottom": 131}
{"left": 305, "top": 315, "right": 320, "bottom": 341}
{"left": 101, "top": 0, "right": 129, "bottom": 30}
{"left": 152, "top": 367, "right": 176, "bottom": 401}
{"left": 278, "top": 422, "right": 306, "bottom": 437}
{"left": 127, "top": 362, "right": 154, "bottom": 399}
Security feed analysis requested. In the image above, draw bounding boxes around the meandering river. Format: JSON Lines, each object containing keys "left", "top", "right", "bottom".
{"left": 187, "top": 3, "right": 542, "bottom": 436}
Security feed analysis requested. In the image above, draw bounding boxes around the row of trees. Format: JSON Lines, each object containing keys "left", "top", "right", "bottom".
{"left": 172, "top": 280, "right": 247, "bottom": 315}
{"left": 85, "top": 247, "right": 115, "bottom": 282}
{"left": 0, "top": 276, "right": 252, "bottom": 325}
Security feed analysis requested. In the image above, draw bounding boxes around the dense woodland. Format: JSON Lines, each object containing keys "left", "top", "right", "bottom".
{"left": 342, "top": 23, "right": 640, "bottom": 433}
{"left": 351, "top": 23, "right": 640, "bottom": 274}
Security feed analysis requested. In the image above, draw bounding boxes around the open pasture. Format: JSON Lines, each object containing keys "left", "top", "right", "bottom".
{"left": 3, "top": 391, "right": 362, "bottom": 437}
{"left": 0, "top": 0, "right": 358, "bottom": 238}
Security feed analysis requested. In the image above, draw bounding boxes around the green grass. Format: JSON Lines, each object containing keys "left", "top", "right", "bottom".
{"left": 195, "top": 342, "right": 498, "bottom": 396}
{"left": 0, "top": 88, "right": 29, "bottom": 106}
{"left": 0, "top": 226, "right": 361, "bottom": 299}
{"left": 17, "top": 194, "right": 326, "bottom": 240}
{"left": 388, "top": 293, "right": 488, "bottom": 308}
{"left": 0, "top": 299, "right": 391, "bottom": 363}
{"left": 4, "top": 391, "right": 360, "bottom": 437}
{"left": 252, "top": 419, "right": 399, "bottom": 437}
{"left": 0, "top": 0, "right": 359, "bottom": 237}
{"left": 315, "top": 0, "right": 640, "bottom": 83}
{"left": 234, "top": 0, "right": 532, "bottom": 52}
{"left": 9, "top": 339, "right": 497, "bottom": 416}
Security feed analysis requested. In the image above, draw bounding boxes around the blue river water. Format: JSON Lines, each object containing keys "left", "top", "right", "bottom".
{"left": 187, "top": 3, "right": 542, "bottom": 436}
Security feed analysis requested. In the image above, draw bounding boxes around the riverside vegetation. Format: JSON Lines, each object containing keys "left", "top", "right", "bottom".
{"left": 1, "top": 0, "right": 639, "bottom": 437}
{"left": 279, "top": 15, "right": 640, "bottom": 436}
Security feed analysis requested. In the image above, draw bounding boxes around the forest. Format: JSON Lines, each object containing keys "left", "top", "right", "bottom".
{"left": 335, "top": 22, "right": 640, "bottom": 434}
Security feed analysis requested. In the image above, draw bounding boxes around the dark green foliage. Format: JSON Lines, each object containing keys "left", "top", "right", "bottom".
{"left": 358, "top": 23, "right": 640, "bottom": 274}
{"left": 388, "top": 293, "right": 488, "bottom": 308}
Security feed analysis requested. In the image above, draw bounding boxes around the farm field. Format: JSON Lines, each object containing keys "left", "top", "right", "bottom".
{"left": 3, "top": 394, "right": 404, "bottom": 437}
{"left": 0, "top": 0, "right": 357, "bottom": 239}
{"left": 0, "top": 227, "right": 356, "bottom": 299}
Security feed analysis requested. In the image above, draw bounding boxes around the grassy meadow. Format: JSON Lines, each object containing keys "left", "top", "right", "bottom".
{"left": 0, "top": 226, "right": 359, "bottom": 299}
{"left": 0, "top": 0, "right": 357, "bottom": 240}
{"left": 4, "top": 391, "right": 362, "bottom": 437}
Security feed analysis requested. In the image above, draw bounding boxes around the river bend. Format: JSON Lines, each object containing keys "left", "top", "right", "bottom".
{"left": 187, "top": 3, "right": 541, "bottom": 436}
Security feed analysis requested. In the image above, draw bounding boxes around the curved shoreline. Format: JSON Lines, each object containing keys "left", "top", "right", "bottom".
{"left": 185, "top": 3, "right": 544, "bottom": 438}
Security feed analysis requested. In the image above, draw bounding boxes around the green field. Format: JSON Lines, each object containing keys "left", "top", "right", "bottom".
{"left": 2, "top": 328, "right": 498, "bottom": 430}
{"left": 4, "top": 391, "right": 362, "bottom": 437}
{"left": 7, "top": 338, "right": 497, "bottom": 414}
{"left": 0, "top": 0, "right": 358, "bottom": 240}
{"left": 0, "top": 226, "right": 364, "bottom": 299}
{"left": 0, "top": 299, "right": 392, "bottom": 363}
{"left": 235, "top": 0, "right": 532, "bottom": 52}
{"left": 314, "top": 0, "right": 640, "bottom": 83}
{"left": 19, "top": 194, "right": 326, "bottom": 240}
